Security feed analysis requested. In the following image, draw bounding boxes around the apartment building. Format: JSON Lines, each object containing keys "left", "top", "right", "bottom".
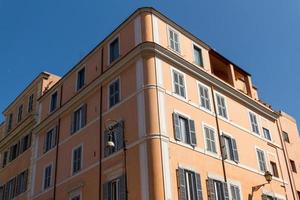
{"left": 0, "top": 7, "right": 299, "bottom": 200}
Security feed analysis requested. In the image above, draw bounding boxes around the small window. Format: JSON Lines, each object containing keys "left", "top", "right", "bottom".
{"left": 249, "top": 112, "right": 259, "bottom": 134}
{"left": 72, "top": 146, "right": 82, "bottom": 175}
{"left": 43, "top": 165, "right": 52, "bottom": 190}
{"left": 44, "top": 128, "right": 57, "bottom": 153}
{"left": 172, "top": 70, "right": 186, "bottom": 98}
{"left": 207, "top": 178, "right": 229, "bottom": 200}
{"left": 168, "top": 28, "right": 180, "bottom": 53}
{"left": 76, "top": 67, "right": 85, "bottom": 91}
{"left": 283, "top": 132, "right": 290, "bottom": 143}
{"left": 173, "top": 113, "right": 196, "bottom": 146}
{"left": 103, "top": 175, "right": 126, "bottom": 200}
{"left": 216, "top": 94, "right": 228, "bottom": 119}
{"left": 221, "top": 135, "right": 239, "bottom": 163}
{"left": 17, "top": 104, "right": 23, "bottom": 122}
{"left": 193, "top": 45, "right": 203, "bottom": 67}
{"left": 71, "top": 104, "right": 87, "bottom": 134}
{"left": 177, "top": 168, "right": 203, "bottom": 200}
{"left": 50, "top": 92, "right": 58, "bottom": 112}
{"left": 15, "top": 170, "right": 28, "bottom": 195}
{"left": 109, "top": 37, "right": 120, "bottom": 63}
{"left": 290, "top": 159, "right": 297, "bottom": 173}
{"left": 256, "top": 149, "right": 267, "bottom": 172}
{"left": 28, "top": 94, "right": 34, "bottom": 113}
{"left": 109, "top": 79, "right": 120, "bottom": 108}
{"left": 270, "top": 161, "right": 279, "bottom": 178}
{"left": 204, "top": 126, "right": 217, "bottom": 153}
{"left": 198, "top": 84, "right": 211, "bottom": 110}
{"left": 262, "top": 128, "right": 271, "bottom": 141}
{"left": 104, "top": 121, "right": 124, "bottom": 157}
{"left": 7, "top": 113, "right": 13, "bottom": 132}
{"left": 230, "top": 184, "right": 241, "bottom": 200}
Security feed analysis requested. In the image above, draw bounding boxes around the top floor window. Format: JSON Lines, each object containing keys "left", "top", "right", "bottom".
{"left": 193, "top": 45, "right": 203, "bottom": 67}
{"left": 249, "top": 112, "right": 259, "bottom": 134}
{"left": 17, "top": 104, "right": 23, "bottom": 123}
{"left": 109, "top": 37, "right": 120, "bottom": 63}
{"left": 172, "top": 69, "right": 186, "bottom": 98}
{"left": 28, "top": 94, "right": 34, "bottom": 113}
{"left": 109, "top": 79, "right": 120, "bottom": 108}
{"left": 76, "top": 67, "right": 85, "bottom": 91}
{"left": 7, "top": 113, "right": 13, "bottom": 132}
{"left": 283, "top": 132, "right": 290, "bottom": 143}
{"left": 50, "top": 92, "right": 58, "bottom": 112}
{"left": 168, "top": 28, "right": 180, "bottom": 53}
{"left": 216, "top": 93, "right": 228, "bottom": 119}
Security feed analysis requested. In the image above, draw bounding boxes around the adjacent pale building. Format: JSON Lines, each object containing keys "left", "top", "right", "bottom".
{"left": 0, "top": 7, "right": 299, "bottom": 200}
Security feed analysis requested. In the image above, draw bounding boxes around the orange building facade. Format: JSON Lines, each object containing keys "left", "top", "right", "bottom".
{"left": 0, "top": 7, "right": 299, "bottom": 200}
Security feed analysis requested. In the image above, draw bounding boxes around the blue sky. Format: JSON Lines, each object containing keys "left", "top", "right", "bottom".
{"left": 0, "top": 0, "right": 299, "bottom": 126}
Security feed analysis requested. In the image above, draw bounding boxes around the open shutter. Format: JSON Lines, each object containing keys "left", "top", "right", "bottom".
{"left": 207, "top": 178, "right": 216, "bottom": 200}
{"left": 173, "top": 113, "right": 181, "bottom": 141}
{"left": 81, "top": 104, "right": 87, "bottom": 128}
{"left": 189, "top": 119, "right": 197, "bottom": 146}
{"left": 104, "top": 130, "right": 109, "bottom": 157}
{"left": 231, "top": 138, "right": 239, "bottom": 163}
{"left": 223, "top": 182, "right": 229, "bottom": 200}
{"left": 70, "top": 113, "right": 75, "bottom": 134}
{"left": 195, "top": 173, "right": 203, "bottom": 200}
{"left": 119, "top": 175, "right": 126, "bottom": 200}
{"left": 177, "top": 168, "right": 187, "bottom": 200}
{"left": 220, "top": 136, "right": 227, "bottom": 160}
{"left": 103, "top": 182, "right": 109, "bottom": 200}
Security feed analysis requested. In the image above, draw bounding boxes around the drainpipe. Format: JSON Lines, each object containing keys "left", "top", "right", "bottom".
{"left": 210, "top": 86, "right": 228, "bottom": 183}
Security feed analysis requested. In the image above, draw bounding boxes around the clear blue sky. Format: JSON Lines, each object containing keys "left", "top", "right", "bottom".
{"left": 0, "top": 0, "right": 299, "bottom": 126}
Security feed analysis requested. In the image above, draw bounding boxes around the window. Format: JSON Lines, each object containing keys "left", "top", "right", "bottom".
{"left": 71, "top": 104, "right": 87, "bottom": 134}
{"left": 76, "top": 67, "right": 85, "bottom": 91}
{"left": 9, "top": 143, "right": 19, "bottom": 161}
{"left": 193, "top": 45, "right": 203, "bottom": 67}
{"left": 104, "top": 121, "right": 124, "bottom": 157}
{"left": 109, "top": 37, "right": 120, "bottom": 63}
{"left": 72, "top": 146, "right": 82, "bottom": 175}
{"left": 15, "top": 170, "right": 28, "bottom": 195}
{"left": 168, "top": 28, "right": 180, "bottom": 53}
{"left": 198, "top": 84, "right": 210, "bottom": 110}
{"left": 177, "top": 168, "right": 203, "bottom": 200}
{"left": 216, "top": 94, "right": 228, "bottom": 119}
{"left": 249, "top": 112, "right": 259, "bottom": 134}
{"left": 4, "top": 178, "right": 15, "bottom": 200}
{"left": 204, "top": 126, "right": 216, "bottom": 153}
{"left": 256, "top": 149, "right": 267, "bottom": 172}
{"left": 71, "top": 194, "right": 81, "bottom": 200}
{"left": 0, "top": 186, "right": 4, "bottom": 200}
{"left": 263, "top": 128, "right": 271, "bottom": 141}
{"left": 221, "top": 135, "right": 239, "bottom": 163}
{"left": 297, "top": 191, "right": 300, "bottom": 200}
{"left": 7, "top": 113, "right": 13, "bottom": 132}
{"left": 2, "top": 151, "right": 8, "bottom": 168}
{"left": 270, "top": 161, "right": 279, "bottom": 178}
{"left": 17, "top": 105, "right": 23, "bottom": 122}
{"left": 44, "top": 128, "right": 57, "bottom": 153}
{"left": 50, "top": 92, "right": 58, "bottom": 112}
{"left": 20, "top": 133, "right": 31, "bottom": 153}
{"left": 43, "top": 165, "right": 52, "bottom": 190}
{"left": 28, "top": 94, "right": 34, "bottom": 113}
{"left": 173, "top": 113, "right": 196, "bottom": 146}
{"left": 103, "top": 175, "right": 126, "bottom": 200}
{"left": 230, "top": 184, "right": 241, "bottom": 200}
{"left": 290, "top": 159, "right": 297, "bottom": 173}
{"left": 109, "top": 79, "right": 120, "bottom": 108}
{"left": 207, "top": 178, "right": 229, "bottom": 200}
{"left": 283, "top": 132, "right": 290, "bottom": 143}
{"left": 172, "top": 70, "right": 186, "bottom": 98}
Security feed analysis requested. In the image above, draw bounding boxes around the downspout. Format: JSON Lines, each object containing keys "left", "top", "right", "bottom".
{"left": 210, "top": 86, "right": 228, "bottom": 183}
{"left": 123, "top": 125, "right": 129, "bottom": 200}
{"left": 276, "top": 118, "right": 297, "bottom": 199}
{"left": 274, "top": 145, "right": 288, "bottom": 200}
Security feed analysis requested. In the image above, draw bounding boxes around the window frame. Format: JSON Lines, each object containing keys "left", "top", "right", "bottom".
{"left": 71, "top": 144, "right": 83, "bottom": 175}
{"left": 262, "top": 127, "right": 272, "bottom": 141}
{"left": 108, "top": 77, "right": 121, "bottom": 109}
{"left": 173, "top": 111, "right": 196, "bottom": 146}
{"left": 49, "top": 91, "right": 58, "bottom": 113}
{"left": 249, "top": 112, "right": 260, "bottom": 135}
{"left": 197, "top": 82, "right": 211, "bottom": 112}
{"left": 17, "top": 104, "right": 23, "bottom": 123}
{"left": 108, "top": 35, "right": 120, "bottom": 64}
{"left": 43, "top": 163, "right": 53, "bottom": 190}
{"left": 71, "top": 104, "right": 87, "bottom": 134}
{"left": 290, "top": 159, "right": 297, "bottom": 173}
{"left": 193, "top": 44, "right": 204, "bottom": 67}
{"left": 214, "top": 92, "right": 229, "bottom": 120}
{"left": 203, "top": 124, "right": 217, "bottom": 154}
{"left": 255, "top": 147, "right": 267, "bottom": 172}
{"left": 76, "top": 66, "right": 86, "bottom": 91}
{"left": 27, "top": 94, "right": 34, "bottom": 113}
{"left": 229, "top": 184, "right": 241, "bottom": 200}
{"left": 171, "top": 68, "right": 187, "bottom": 99}
{"left": 69, "top": 190, "right": 82, "bottom": 200}
{"left": 283, "top": 131, "right": 290, "bottom": 143}
{"left": 7, "top": 113, "right": 13, "bottom": 132}
{"left": 44, "top": 127, "right": 57, "bottom": 153}
{"left": 167, "top": 26, "right": 181, "bottom": 53}
{"left": 270, "top": 161, "right": 279, "bottom": 178}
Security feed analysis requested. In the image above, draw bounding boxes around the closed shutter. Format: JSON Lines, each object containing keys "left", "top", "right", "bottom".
{"left": 231, "top": 138, "right": 239, "bottom": 163}
{"left": 81, "top": 104, "right": 87, "bottom": 128}
{"left": 118, "top": 175, "right": 126, "bottom": 200}
{"left": 207, "top": 178, "right": 216, "bottom": 200}
{"left": 195, "top": 173, "right": 203, "bottom": 200}
{"left": 173, "top": 113, "right": 181, "bottom": 141}
{"left": 103, "top": 182, "right": 109, "bottom": 200}
{"left": 189, "top": 119, "right": 197, "bottom": 146}
{"left": 177, "top": 168, "right": 187, "bottom": 200}
{"left": 220, "top": 135, "right": 227, "bottom": 160}
{"left": 222, "top": 182, "right": 229, "bottom": 200}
